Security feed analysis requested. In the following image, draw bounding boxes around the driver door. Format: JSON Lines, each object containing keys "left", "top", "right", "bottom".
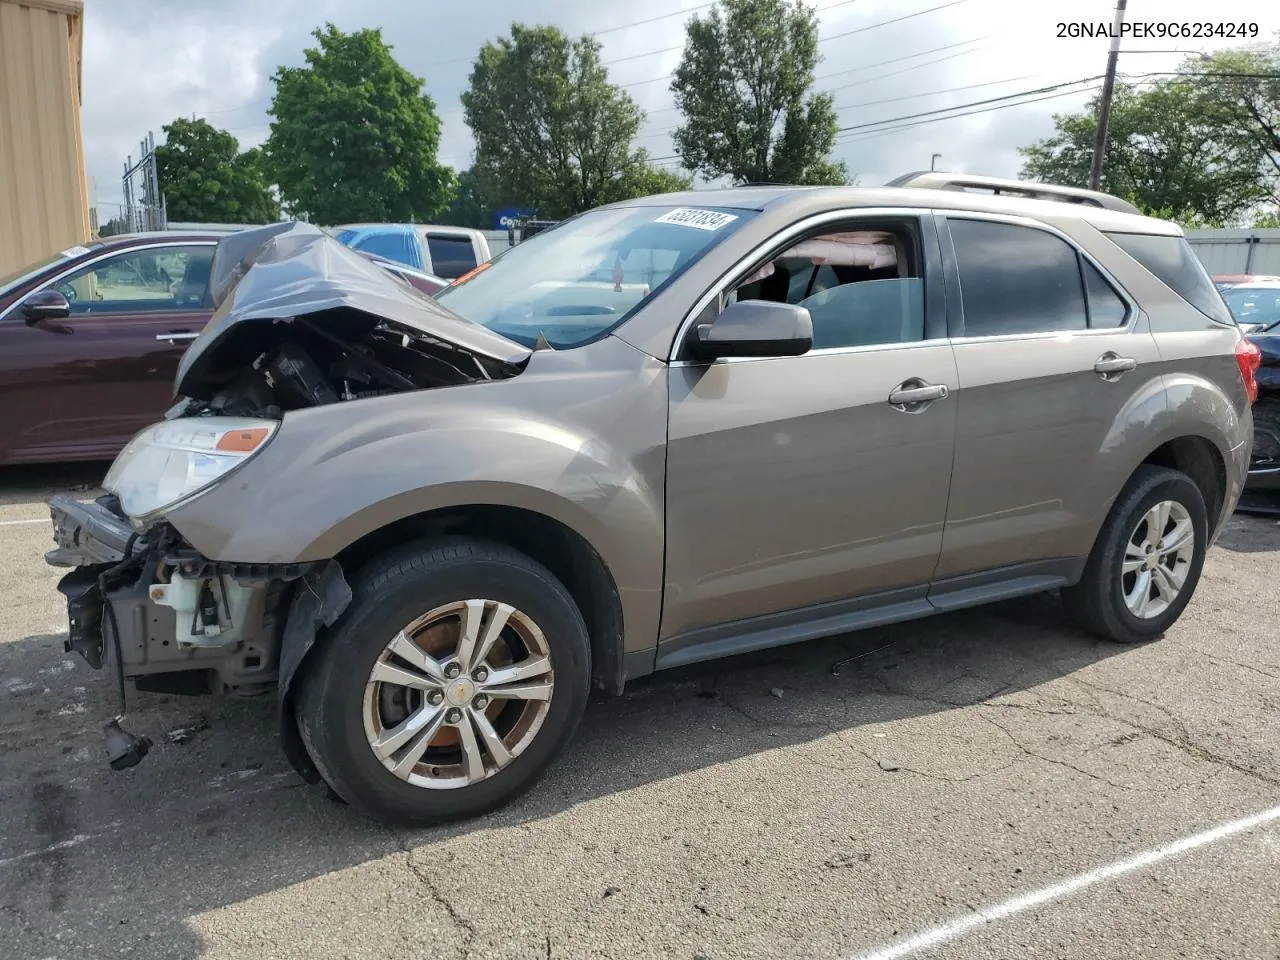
{"left": 659, "top": 213, "right": 959, "bottom": 663}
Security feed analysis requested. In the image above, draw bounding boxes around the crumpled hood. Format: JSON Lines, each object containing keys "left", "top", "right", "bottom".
{"left": 175, "top": 222, "right": 529, "bottom": 399}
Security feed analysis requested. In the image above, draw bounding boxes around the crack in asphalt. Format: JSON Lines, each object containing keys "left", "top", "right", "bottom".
{"left": 390, "top": 830, "right": 476, "bottom": 955}
{"left": 980, "top": 714, "right": 1136, "bottom": 791}
{"left": 1195, "top": 650, "right": 1280, "bottom": 681}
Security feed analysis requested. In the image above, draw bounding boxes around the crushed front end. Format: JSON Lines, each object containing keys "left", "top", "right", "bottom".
{"left": 47, "top": 491, "right": 322, "bottom": 770}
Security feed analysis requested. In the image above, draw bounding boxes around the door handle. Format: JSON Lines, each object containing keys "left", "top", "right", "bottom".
{"left": 888, "top": 379, "right": 949, "bottom": 411}
{"left": 156, "top": 332, "right": 199, "bottom": 343}
{"left": 1094, "top": 353, "right": 1136, "bottom": 380}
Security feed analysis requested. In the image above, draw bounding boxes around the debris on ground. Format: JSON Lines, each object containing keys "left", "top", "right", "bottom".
{"left": 603, "top": 886, "right": 621, "bottom": 898}
{"left": 769, "top": 687, "right": 784, "bottom": 699}
{"left": 165, "top": 717, "right": 211, "bottom": 745}
{"left": 878, "top": 759, "right": 901, "bottom": 772}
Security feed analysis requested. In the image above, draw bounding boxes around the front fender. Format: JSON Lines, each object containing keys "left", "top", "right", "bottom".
{"left": 165, "top": 336, "right": 669, "bottom": 652}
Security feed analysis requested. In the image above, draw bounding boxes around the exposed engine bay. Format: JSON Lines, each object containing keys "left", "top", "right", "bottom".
{"left": 171, "top": 312, "right": 522, "bottom": 420}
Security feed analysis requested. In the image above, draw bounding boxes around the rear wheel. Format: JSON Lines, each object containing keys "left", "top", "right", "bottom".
{"left": 1062, "top": 465, "right": 1208, "bottom": 644}
{"left": 295, "top": 537, "right": 591, "bottom": 826}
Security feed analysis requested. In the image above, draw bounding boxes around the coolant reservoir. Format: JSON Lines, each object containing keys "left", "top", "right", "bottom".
{"left": 149, "top": 573, "right": 220, "bottom": 643}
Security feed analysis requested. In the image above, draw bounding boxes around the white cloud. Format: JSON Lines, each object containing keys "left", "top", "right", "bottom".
{"left": 81, "top": 0, "right": 1280, "bottom": 212}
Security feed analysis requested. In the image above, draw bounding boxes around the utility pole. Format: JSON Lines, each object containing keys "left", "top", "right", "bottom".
{"left": 931, "top": 153, "right": 942, "bottom": 171}
{"left": 1089, "top": 0, "right": 1128, "bottom": 190}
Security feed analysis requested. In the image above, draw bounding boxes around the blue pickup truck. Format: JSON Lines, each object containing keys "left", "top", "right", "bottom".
{"left": 332, "top": 224, "right": 493, "bottom": 280}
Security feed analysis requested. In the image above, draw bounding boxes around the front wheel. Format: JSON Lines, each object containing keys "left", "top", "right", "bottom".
{"left": 294, "top": 537, "right": 591, "bottom": 826}
{"left": 1061, "top": 465, "right": 1208, "bottom": 644}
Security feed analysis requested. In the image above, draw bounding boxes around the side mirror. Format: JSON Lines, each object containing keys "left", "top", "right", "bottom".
{"left": 687, "top": 299, "right": 813, "bottom": 362}
{"left": 21, "top": 289, "right": 71, "bottom": 325}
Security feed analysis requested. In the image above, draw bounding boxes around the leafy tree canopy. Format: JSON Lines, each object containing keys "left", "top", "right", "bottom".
{"left": 463, "top": 23, "right": 692, "bottom": 220}
{"left": 155, "top": 117, "right": 279, "bottom": 223}
{"left": 1020, "top": 43, "right": 1280, "bottom": 226}
{"left": 670, "top": 0, "right": 846, "bottom": 185}
{"left": 265, "top": 24, "right": 454, "bottom": 224}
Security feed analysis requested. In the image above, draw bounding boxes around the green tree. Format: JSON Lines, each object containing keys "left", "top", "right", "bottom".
{"left": 442, "top": 167, "right": 490, "bottom": 229}
{"left": 1020, "top": 81, "right": 1269, "bottom": 226}
{"left": 670, "top": 0, "right": 846, "bottom": 185}
{"left": 155, "top": 117, "right": 279, "bottom": 223}
{"left": 1191, "top": 46, "right": 1280, "bottom": 205}
{"left": 462, "top": 24, "right": 689, "bottom": 219}
{"left": 265, "top": 24, "right": 454, "bottom": 224}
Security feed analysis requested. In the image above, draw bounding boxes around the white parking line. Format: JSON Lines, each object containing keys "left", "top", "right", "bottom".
{"left": 0, "top": 517, "right": 48, "bottom": 527}
{"left": 850, "top": 803, "right": 1280, "bottom": 960}
{"left": 0, "top": 832, "right": 106, "bottom": 869}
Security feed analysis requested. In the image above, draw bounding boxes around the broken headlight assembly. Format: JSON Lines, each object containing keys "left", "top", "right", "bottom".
{"left": 103, "top": 417, "right": 278, "bottom": 523}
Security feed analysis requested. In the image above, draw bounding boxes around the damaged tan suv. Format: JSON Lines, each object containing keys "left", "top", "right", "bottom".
{"left": 46, "top": 173, "right": 1257, "bottom": 826}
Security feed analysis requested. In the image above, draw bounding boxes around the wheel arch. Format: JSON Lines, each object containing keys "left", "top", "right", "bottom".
{"left": 333, "top": 504, "right": 628, "bottom": 698}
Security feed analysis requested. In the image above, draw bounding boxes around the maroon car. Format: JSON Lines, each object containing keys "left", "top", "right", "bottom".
{"left": 0, "top": 232, "right": 449, "bottom": 465}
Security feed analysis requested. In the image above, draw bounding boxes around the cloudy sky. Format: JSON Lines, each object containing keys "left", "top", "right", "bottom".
{"left": 82, "top": 0, "right": 1280, "bottom": 218}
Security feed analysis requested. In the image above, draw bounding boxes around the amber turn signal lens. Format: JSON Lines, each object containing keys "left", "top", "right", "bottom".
{"left": 215, "top": 427, "right": 271, "bottom": 453}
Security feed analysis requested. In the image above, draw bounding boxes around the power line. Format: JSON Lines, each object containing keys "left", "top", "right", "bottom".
{"left": 834, "top": 75, "right": 1102, "bottom": 134}
{"left": 637, "top": 71, "right": 1045, "bottom": 140}
{"left": 835, "top": 84, "right": 1102, "bottom": 144}
{"left": 814, "top": 35, "right": 988, "bottom": 82}
{"left": 621, "top": 0, "right": 976, "bottom": 87}
{"left": 602, "top": 0, "right": 866, "bottom": 66}
{"left": 593, "top": 2, "right": 716, "bottom": 38}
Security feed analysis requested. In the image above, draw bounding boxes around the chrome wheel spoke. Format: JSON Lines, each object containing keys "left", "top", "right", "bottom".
{"left": 484, "top": 680, "right": 553, "bottom": 702}
{"left": 370, "top": 658, "right": 441, "bottom": 692}
{"left": 456, "top": 711, "right": 485, "bottom": 783}
{"left": 391, "top": 707, "right": 447, "bottom": 778}
{"left": 454, "top": 600, "right": 487, "bottom": 674}
{"left": 1150, "top": 563, "right": 1178, "bottom": 602}
{"left": 1127, "top": 570, "right": 1153, "bottom": 617}
{"left": 1122, "top": 557, "right": 1145, "bottom": 574}
{"left": 387, "top": 631, "right": 447, "bottom": 684}
{"left": 1124, "top": 540, "right": 1147, "bottom": 563}
{"left": 1160, "top": 518, "right": 1193, "bottom": 555}
{"left": 482, "top": 656, "right": 551, "bottom": 688}
{"left": 372, "top": 703, "right": 444, "bottom": 763}
{"left": 471, "top": 709, "right": 513, "bottom": 768}
{"left": 1147, "top": 502, "right": 1171, "bottom": 543}
{"left": 471, "top": 603, "right": 514, "bottom": 673}
{"left": 1161, "top": 558, "right": 1189, "bottom": 591}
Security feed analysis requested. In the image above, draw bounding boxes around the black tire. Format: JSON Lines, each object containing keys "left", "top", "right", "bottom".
{"left": 1061, "top": 465, "right": 1208, "bottom": 644}
{"left": 294, "top": 536, "right": 591, "bottom": 827}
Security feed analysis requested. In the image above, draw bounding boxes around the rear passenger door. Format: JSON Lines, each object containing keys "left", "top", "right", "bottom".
{"left": 933, "top": 213, "right": 1163, "bottom": 587}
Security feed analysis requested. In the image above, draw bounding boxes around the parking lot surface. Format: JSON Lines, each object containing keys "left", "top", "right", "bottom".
{"left": 2, "top": 464, "right": 1278, "bottom": 959}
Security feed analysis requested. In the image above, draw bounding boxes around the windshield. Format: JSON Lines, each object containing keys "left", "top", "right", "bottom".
{"left": 434, "top": 204, "right": 756, "bottom": 348}
{"left": 0, "top": 245, "right": 97, "bottom": 297}
{"left": 1223, "top": 286, "right": 1280, "bottom": 330}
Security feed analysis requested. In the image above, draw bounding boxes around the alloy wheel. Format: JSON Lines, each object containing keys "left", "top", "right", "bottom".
{"left": 361, "top": 599, "right": 555, "bottom": 789}
{"left": 1121, "top": 499, "right": 1195, "bottom": 619}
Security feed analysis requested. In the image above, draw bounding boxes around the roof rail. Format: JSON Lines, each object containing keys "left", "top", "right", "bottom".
{"left": 886, "top": 171, "right": 1143, "bottom": 216}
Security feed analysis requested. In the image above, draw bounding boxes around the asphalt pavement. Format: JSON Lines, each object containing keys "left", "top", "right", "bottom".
{"left": 1, "top": 463, "right": 1278, "bottom": 959}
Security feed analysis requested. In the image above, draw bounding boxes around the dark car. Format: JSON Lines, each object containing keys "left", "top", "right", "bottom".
{"left": 0, "top": 233, "right": 447, "bottom": 465}
{"left": 0, "top": 233, "right": 221, "bottom": 464}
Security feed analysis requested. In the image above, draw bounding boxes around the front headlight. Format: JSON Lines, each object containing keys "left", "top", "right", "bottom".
{"left": 104, "top": 417, "right": 278, "bottom": 521}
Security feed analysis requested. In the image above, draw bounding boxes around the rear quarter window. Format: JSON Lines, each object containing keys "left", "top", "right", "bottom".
{"left": 1104, "top": 232, "right": 1233, "bottom": 325}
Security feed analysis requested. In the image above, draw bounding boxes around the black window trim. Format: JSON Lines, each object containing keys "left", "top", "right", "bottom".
{"left": 936, "top": 211, "right": 1138, "bottom": 342}
{"left": 0, "top": 240, "right": 220, "bottom": 324}
{"left": 1101, "top": 229, "right": 1234, "bottom": 328}
{"left": 670, "top": 206, "right": 947, "bottom": 366}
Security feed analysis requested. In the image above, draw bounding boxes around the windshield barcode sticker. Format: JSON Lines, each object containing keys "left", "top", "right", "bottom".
{"left": 654, "top": 208, "right": 738, "bottom": 231}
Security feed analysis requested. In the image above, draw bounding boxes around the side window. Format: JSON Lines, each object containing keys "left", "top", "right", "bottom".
{"left": 730, "top": 222, "right": 925, "bottom": 350}
{"left": 426, "top": 234, "right": 477, "bottom": 279}
{"left": 354, "top": 232, "right": 415, "bottom": 266}
{"left": 1104, "top": 231, "right": 1233, "bottom": 324}
{"left": 1083, "top": 260, "right": 1129, "bottom": 328}
{"left": 949, "top": 219, "right": 1087, "bottom": 336}
{"left": 56, "top": 246, "right": 214, "bottom": 314}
